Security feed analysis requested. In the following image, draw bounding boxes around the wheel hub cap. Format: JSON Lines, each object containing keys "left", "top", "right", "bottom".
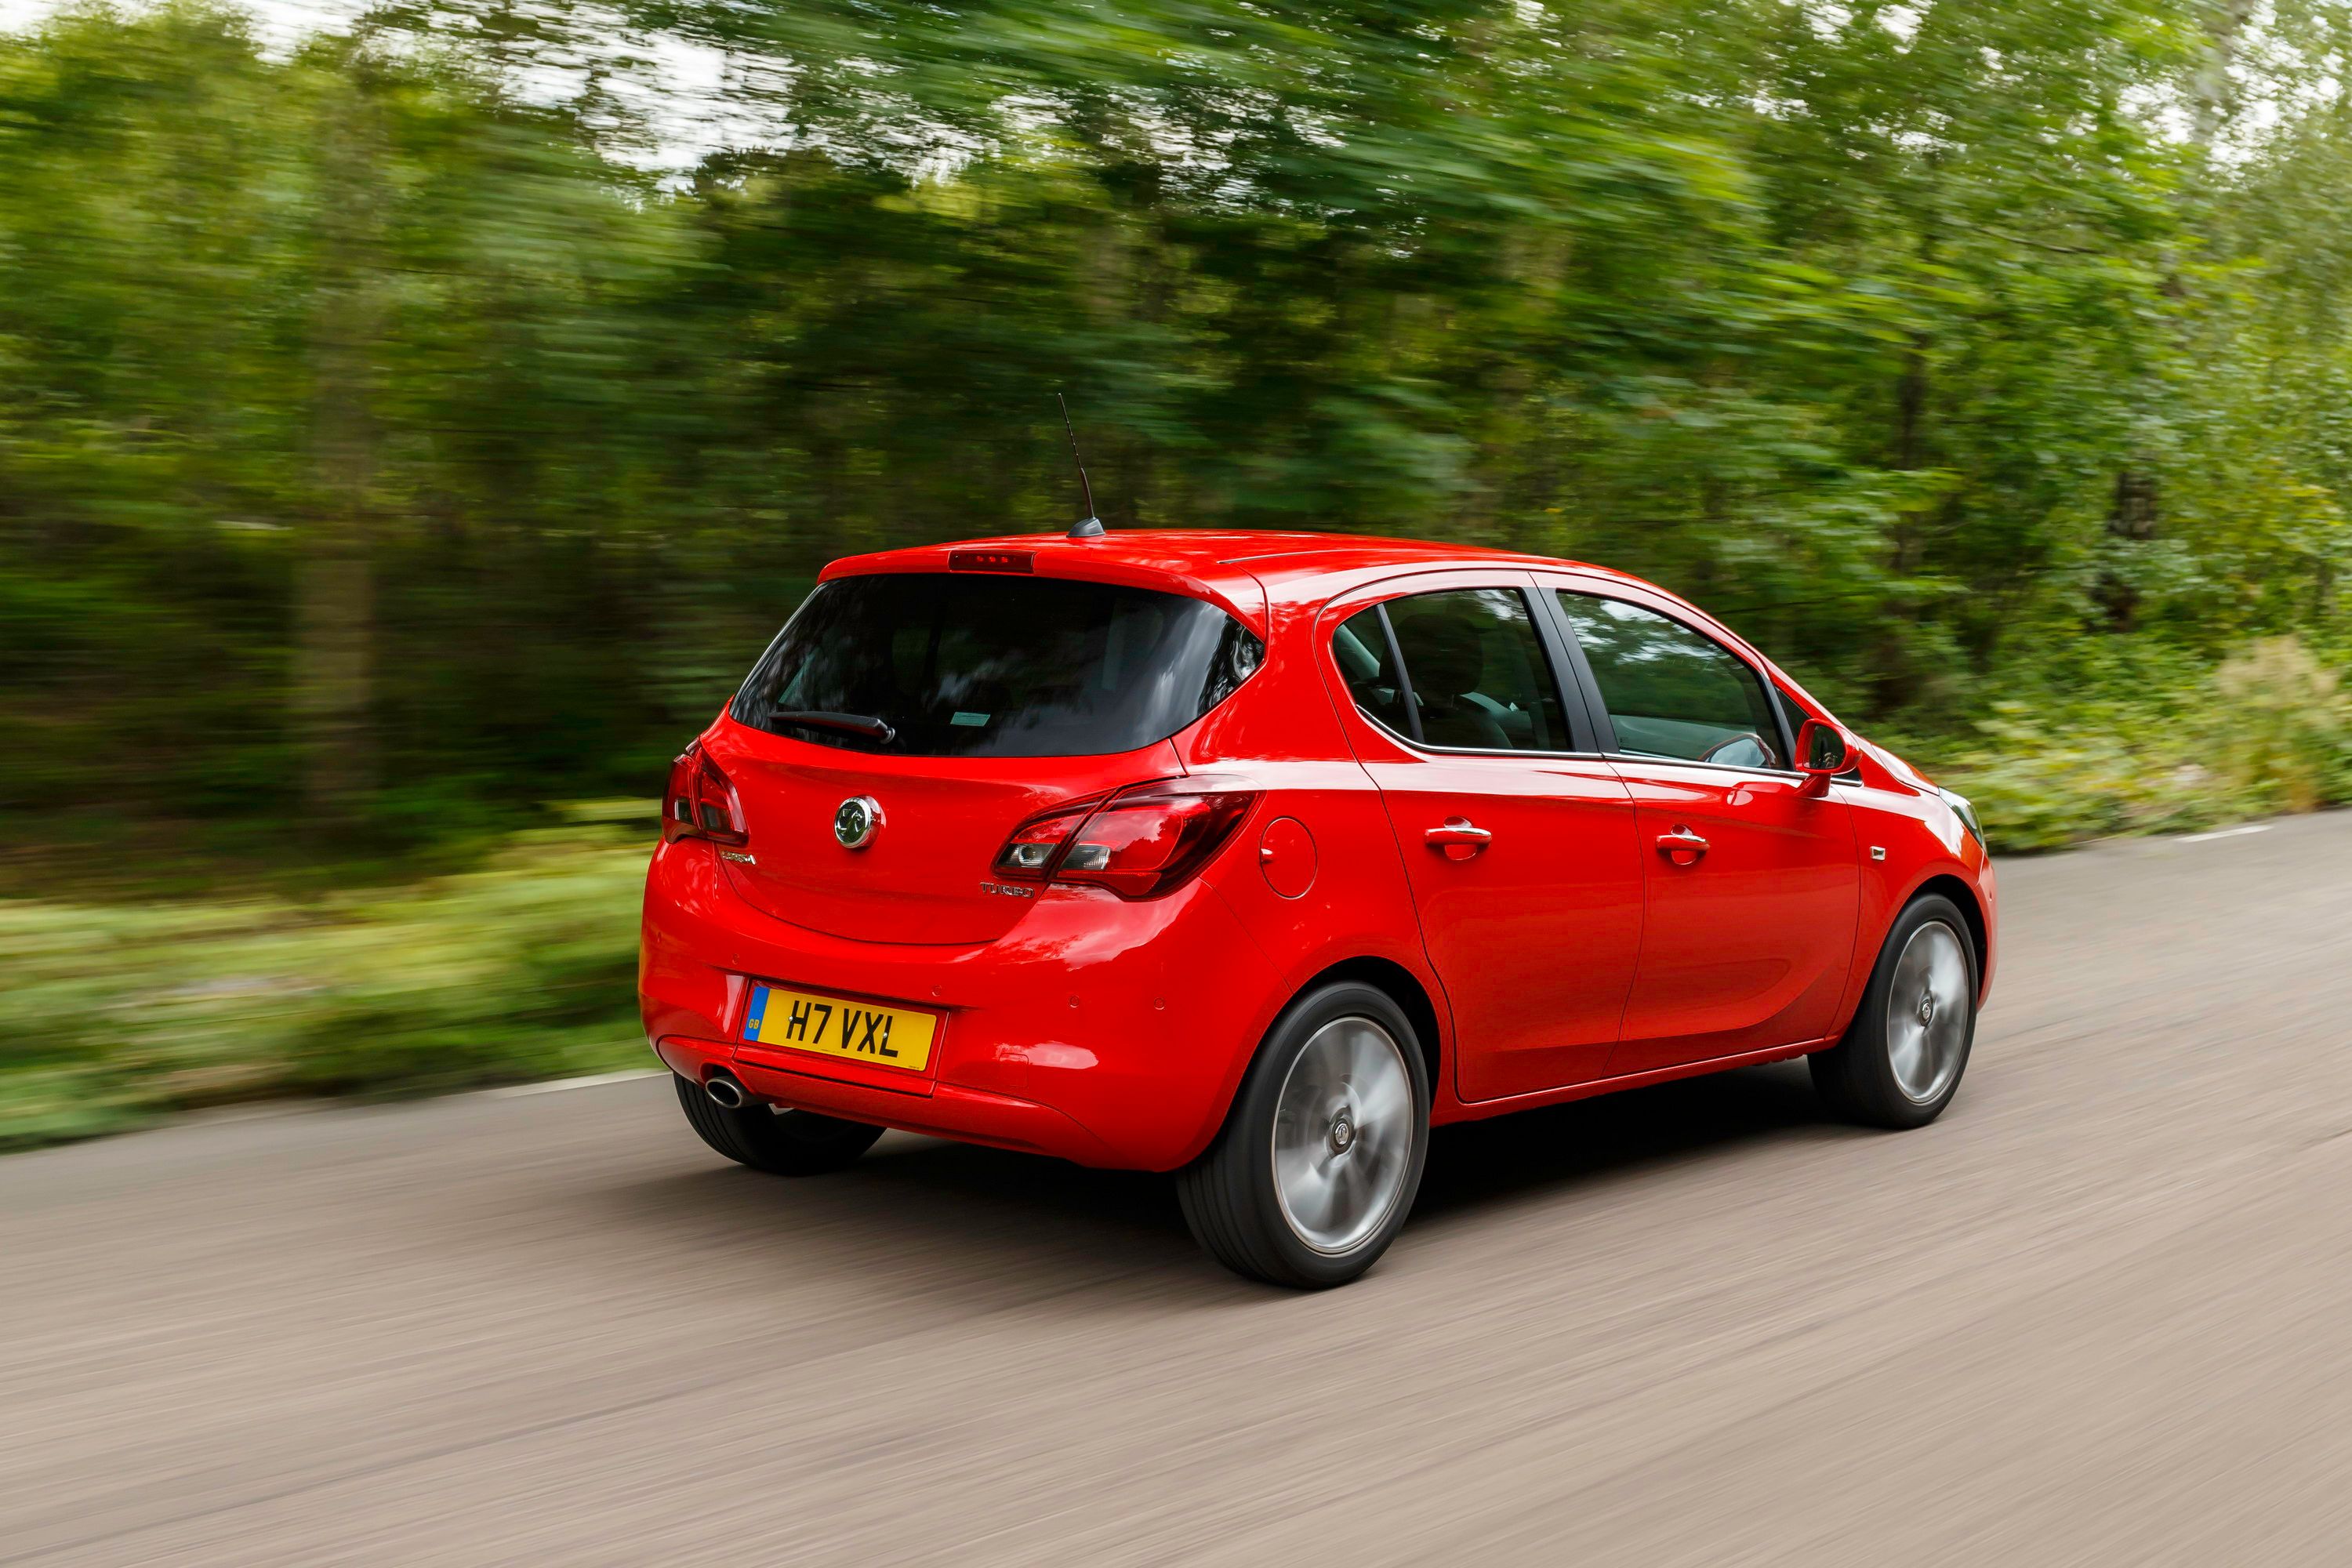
{"left": 1272, "top": 1018, "right": 1414, "bottom": 1255}
{"left": 1886, "top": 922, "right": 1970, "bottom": 1104}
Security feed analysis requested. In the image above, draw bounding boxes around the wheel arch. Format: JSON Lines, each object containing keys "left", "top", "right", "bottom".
{"left": 1298, "top": 956, "right": 1445, "bottom": 1098}
{"left": 1912, "top": 872, "right": 1990, "bottom": 997}
{"left": 1168, "top": 951, "right": 1446, "bottom": 1171}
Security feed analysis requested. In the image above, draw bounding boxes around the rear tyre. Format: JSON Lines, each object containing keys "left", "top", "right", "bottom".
{"left": 1178, "top": 982, "right": 1430, "bottom": 1289}
{"left": 673, "top": 1075, "right": 884, "bottom": 1175}
{"left": 1810, "top": 893, "right": 1979, "bottom": 1130}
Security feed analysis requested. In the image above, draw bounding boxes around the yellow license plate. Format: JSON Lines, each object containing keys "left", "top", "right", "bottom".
{"left": 741, "top": 983, "right": 937, "bottom": 1073}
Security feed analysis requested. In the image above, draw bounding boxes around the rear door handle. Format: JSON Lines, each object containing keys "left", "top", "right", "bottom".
{"left": 1656, "top": 827, "right": 1708, "bottom": 865}
{"left": 1426, "top": 818, "right": 1493, "bottom": 860}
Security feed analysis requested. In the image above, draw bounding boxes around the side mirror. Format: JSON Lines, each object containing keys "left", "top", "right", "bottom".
{"left": 1795, "top": 718, "right": 1851, "bottom": 778}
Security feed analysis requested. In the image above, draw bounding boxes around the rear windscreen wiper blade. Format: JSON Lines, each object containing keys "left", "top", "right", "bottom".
{"left": 770, "top": 710, "right": 898, "bottom": 744}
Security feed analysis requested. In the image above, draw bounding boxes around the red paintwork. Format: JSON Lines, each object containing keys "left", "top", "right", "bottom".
{"left": 640, "top": 530, "right": 1997, "bottom": 1170}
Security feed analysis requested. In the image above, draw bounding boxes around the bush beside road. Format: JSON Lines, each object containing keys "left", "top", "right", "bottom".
{"left": 0, "top": 811, "right": 650, "bottom": 1151}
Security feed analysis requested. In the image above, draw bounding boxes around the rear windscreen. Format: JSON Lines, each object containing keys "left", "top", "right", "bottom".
{"left": 731, "top": 573, "right": 1262, "bottom": 757}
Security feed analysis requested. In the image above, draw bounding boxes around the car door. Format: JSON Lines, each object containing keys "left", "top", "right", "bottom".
{"left": 1325, "top": 575, "right": 1645, "bottom": 1102}
{"left": 1544, "top": 584, "right": 1860, "bottom": 1076}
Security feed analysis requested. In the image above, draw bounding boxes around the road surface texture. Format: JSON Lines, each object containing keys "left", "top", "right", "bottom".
{"left": 5, "top": 815, "right": 2351, "bottom": 1566}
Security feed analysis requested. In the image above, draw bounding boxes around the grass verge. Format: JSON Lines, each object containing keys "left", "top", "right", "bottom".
{"left": 0, "top": 809, "right": 651, "bottom": 1151}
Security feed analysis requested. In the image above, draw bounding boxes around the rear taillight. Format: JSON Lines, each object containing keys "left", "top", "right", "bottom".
{"left": 991, "top": 779, "right": 1257, "bottom": 899}
{"left": 662, "top": 744, "right": 748, "bottom": 848}
{"left": 995, "top": 796, "right": 1103, "bottom": 877}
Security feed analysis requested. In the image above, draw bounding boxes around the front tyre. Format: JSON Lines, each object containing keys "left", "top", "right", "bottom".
{"left": 1810, "top": 893, "right": 1979, "bottom": 1129}
{"left": 1178, "top": 982, "right": 1430, "bottom": 1289}
{"left": 673, "top": 1076, "right": 884, "bottom": 1175}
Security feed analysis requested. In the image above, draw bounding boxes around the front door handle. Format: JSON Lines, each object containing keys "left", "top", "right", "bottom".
{"left": 1426, "top": 818, "right": 1493, "bottom": 861}
{"left": 1656, "top": 826, "right": 1708, "bottom": 866}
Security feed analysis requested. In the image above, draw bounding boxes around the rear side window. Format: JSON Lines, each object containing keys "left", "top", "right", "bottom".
{"left": 734, "top": 574, "right": 1262, "bottom": 757}
{"left": 1332, "top": 608, "right": 1412, "bottom": 736}
{"left": 1335, "top": 589, "right": 1566, "bottom": 751}
{"left": 1555, "top": 593, "right": 1784, "bottom": 768}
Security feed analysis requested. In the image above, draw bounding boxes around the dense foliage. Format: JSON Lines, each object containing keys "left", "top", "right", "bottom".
{"left": 4, "top": 0, "right": 2351, "bottom": 867}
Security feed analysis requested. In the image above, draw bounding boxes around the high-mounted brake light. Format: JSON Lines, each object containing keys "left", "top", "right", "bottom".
{"left": 991, "top": 780, "right": 1257, "bottom": 899}
{"left": 662, "top": 744, "right": 748, "bottom": 848}
{"left": 949, "top": 549, "right": 1035, "bottom": 574}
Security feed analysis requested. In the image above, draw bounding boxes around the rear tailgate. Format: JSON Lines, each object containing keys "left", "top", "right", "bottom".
{"left": 699, "top": 720, "right": 1185, "bottom": 946}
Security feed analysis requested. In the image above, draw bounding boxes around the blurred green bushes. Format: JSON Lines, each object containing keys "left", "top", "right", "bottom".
{"left": 1930, "top": 635, "right": 2352, "bottom": 851}
{"left": 0, "top": 811, "right": 650, "bottom": 1149}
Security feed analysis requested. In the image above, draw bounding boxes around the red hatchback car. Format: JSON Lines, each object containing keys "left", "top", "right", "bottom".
{"left": 641, "top": 530, "right": 1994, "bottom": 1287}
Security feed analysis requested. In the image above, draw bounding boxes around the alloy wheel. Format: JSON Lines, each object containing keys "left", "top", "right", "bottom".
{"left": 1270, "top": 1016, "right": 1415, "bottom": 1254}
{"left": 1886, "top": 920, "right": 1971, "bottom": 1104}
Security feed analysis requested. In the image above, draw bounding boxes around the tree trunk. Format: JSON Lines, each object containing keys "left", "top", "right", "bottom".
{"left": 2189, "top": 0, "right": 2259, "bottom": 151}
{"left": 296, "top": 66, "right": 385, "bottom": 837}
{"left": 2096, "top": 467, "right": 2161, "bottom": 630}
{"left": 2096, "top": 3, "right": 2251, "bottom": 632}
{"left": 292, "top": 528, "right": 373, "bottom": 826}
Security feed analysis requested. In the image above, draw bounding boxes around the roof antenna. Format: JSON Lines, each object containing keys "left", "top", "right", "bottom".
{"left": 1057, "top": 393, "right": 1106, "bottom": 539}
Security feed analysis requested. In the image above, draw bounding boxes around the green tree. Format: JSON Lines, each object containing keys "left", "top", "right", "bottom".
{"left": 7, "top": 0, "right": 2352, "bottom": 871}
{"left": 0, "top": 4, "right": 701, "bottom": 847}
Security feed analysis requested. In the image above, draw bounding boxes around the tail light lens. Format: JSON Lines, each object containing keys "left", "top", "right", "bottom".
{"left": 992, "top": 779, "right": 1257, "bottom": 899}
{"left": 995, "top": 796, "right": 1102, "bottom": 876}
{"left": 662, "top": 744, "right": 748, "bottom": 847}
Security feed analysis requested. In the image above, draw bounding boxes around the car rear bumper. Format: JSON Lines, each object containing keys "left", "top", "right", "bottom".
{"left": 655, "top": 1033, "right": 1123, "bottom": 1163}
{"left": 639, "top": 839, "right": 1281, "bottom": 1171}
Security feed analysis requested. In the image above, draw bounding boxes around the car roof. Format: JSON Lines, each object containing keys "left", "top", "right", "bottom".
{"left": 819, "top": 528, "right": 1834, "bottom": 720}
{"left": 821, "top": 529, "right": 1655, "bottom": 619}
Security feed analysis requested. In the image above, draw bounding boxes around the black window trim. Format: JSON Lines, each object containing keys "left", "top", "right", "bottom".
{"left": 1540, "top": 583, "right": 1802, "bottom": 781}
{"left": 1372, "top": 602, "right": 1422, "bottom": 746}
{"left": 1332, "top": 576, "right": 1606, "bottom": 762}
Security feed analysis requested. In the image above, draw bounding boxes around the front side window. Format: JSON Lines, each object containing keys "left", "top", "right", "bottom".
{"left": 733, "top": 574, "right": 1261, "bottom": 757}
{"left": 1555, "top": 593, "right": 1784, "bottom": 768}
{"left": 1334, "top": 588, "right": 1566, "bottom": 751}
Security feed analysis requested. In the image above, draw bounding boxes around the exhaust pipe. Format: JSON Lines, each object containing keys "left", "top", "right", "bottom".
{"left": 704, "top": 1073, "right": 749, "bottom": 1110}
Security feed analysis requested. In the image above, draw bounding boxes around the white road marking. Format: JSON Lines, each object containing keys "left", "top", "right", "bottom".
{"left": 482, "top": 1069, "right": 665, "bottom": 1099}
{"left": 2178, "top": 823, "right": 2272, "bottom": 844}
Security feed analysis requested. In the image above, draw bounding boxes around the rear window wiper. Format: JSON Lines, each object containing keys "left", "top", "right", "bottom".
{"left": 769, "top": 710, "right": 898, "bottom": 744}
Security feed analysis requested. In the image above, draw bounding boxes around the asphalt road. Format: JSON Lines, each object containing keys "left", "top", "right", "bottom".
{"left": 7, "top": 815, "right": 2352, "bottom": 1566}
